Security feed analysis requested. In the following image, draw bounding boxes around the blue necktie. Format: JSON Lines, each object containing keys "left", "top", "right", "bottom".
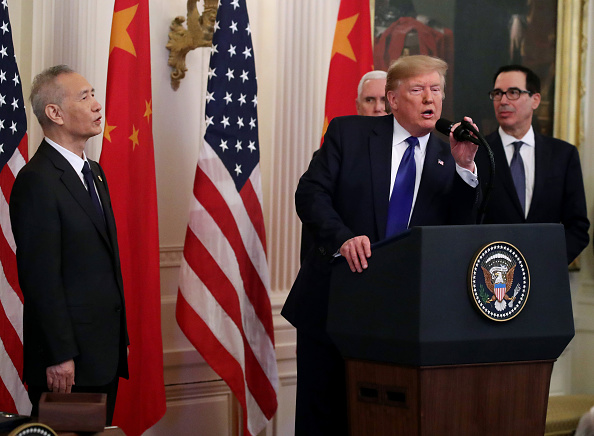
{"left": 510, "top": 141, "right": 526, "bottom": 213}
{"left": 81, "top": 161, "right": 105, "bottom": 222}
{"left": 386, "top": 136, "right": 417, "bottom": 237}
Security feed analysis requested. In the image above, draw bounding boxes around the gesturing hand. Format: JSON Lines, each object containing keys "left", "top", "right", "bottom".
{"left": 449, "top": 116, "right": 479, "bottom": 172}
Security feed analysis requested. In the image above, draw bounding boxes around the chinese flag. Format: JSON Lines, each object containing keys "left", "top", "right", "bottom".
{"left": 100, "top": 1, "right": 166, "bottom": 435}
{"left": 322, "top": 0, "right": 373, "bottom": 138}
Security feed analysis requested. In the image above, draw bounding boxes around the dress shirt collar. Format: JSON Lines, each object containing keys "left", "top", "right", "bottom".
{"left": 392, "top": 117, "right": 429, "bottom": 152}
{"left": 498, "top": 126, "right": 535, "bottom": 149}
{"left": 45, "top": 136, "right": 88, "bottom": 175}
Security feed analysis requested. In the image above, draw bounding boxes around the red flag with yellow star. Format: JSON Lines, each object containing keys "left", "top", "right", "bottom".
{"left": 322, "top": 0, "right": 373, "bottom": 137}
{"left": 100, "top": 0, "right": 166, "bottom": 434}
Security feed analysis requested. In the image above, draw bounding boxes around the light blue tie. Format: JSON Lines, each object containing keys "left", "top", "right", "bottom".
{"left": 510, "top": 141, "right": 526, "bottom": 213}
{"left": 386, "top": 136, "right": 417, "bottom": 237}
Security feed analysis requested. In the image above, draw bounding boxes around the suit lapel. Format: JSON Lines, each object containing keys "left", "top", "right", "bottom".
{"left": 89, "top": 161, "right": 117, "bottom": 251}
{"left": 89, "top": 160, "right": 125, "bottom": 300}
{"left": 39, "top": 142, "right": 112, "bottom": 247}
{"left": 369, "top": 115, "right": 393, "bottom": 239}
{"left": 489, "top": 133, "right": 525, "bottom": 218}
{"left": 527, "top": 134, "right": 550, "bottom": 220}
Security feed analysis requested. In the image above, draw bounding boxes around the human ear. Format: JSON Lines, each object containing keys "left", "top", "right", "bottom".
{"left": 45, "top": 104, "right": 64, "bottom": 126}
{"left": 386, "top": 90, "right": 398, "bottom": 112}
{"left": 531, "top": 93, "right": 541, "bottom": 110}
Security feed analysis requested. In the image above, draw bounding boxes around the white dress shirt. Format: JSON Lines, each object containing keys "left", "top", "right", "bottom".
{"left": 390, "top": 118, "right": 479, "bottom": 225}
{"left": 45, "top": 137, "right": 103, "bottom": 205}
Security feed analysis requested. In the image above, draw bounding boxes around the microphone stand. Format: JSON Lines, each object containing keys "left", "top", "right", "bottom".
{"left": 460, "top": 120, "right": 495, "bottom": 224}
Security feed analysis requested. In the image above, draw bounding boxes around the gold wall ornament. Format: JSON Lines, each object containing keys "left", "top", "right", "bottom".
{"left": 166, "top": 0, "right": 218, "bottom": 90}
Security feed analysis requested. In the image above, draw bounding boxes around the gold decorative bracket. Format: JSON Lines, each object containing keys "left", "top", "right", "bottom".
{"left": 166, "top": 0, "right": 218, "bottom": 90}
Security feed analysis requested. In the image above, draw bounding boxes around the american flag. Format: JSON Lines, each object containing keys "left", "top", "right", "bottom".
{"left": 0, "top": 1, "right": 30, "bottom": 415}
{"left": 176, "top": 0, "right": 278, "bottom": 435}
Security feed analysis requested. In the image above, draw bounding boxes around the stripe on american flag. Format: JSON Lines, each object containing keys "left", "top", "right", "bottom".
{"left": 176, "top": 0, "right": 279, "bottom": 432}
{"left": 0, "top": 1, "right": 31, "bottom": 415}
{"left": 0, "top": 144, "right": 29, "bottom": 414}
{"left": 178, "top": 142, "right": 277, "bottom": 435}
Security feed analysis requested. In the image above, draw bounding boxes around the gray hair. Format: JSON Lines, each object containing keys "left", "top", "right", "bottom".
{"left": 357, "top": 70, "right": 388, "bottom": 101}
{"left": 30, "top": 65, "right": 75, "bottom": 127}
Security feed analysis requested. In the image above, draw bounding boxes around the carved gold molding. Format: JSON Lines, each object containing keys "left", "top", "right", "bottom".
{"left": 166, "top": 0, "right": 218, "bottom": 91}
{"left": 554, "top": 0, "right": 588, "bottom": 149}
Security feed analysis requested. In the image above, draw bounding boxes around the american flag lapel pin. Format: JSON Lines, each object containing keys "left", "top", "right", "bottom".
{"left": 438, "top": 159, "right": 444, "bottom": 166}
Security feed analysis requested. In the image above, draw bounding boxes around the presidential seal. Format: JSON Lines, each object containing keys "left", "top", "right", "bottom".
{"left": 469, "top": 242, "right": 530, "bottom": 321}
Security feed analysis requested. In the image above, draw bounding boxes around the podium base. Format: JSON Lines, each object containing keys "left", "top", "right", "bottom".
{"left": 347, "top": 359, "right": 554, "bottom": 436}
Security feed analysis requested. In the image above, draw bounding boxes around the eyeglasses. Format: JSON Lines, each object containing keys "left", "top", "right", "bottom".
{"left": 488, "top": 87, "right": 533, "bottom": 101}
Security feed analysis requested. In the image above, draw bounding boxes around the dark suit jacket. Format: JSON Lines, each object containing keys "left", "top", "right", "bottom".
{"left": 10, "top": 140, "right": 129, "bottom": 387}
{"left": 476, "top": 131, "right": 589, "bottom": 264}
{"left": 282, "top": 115, "right": 479, "bottom": 330}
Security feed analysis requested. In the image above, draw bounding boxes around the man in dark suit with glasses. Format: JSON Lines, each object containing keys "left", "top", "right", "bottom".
{"left": 476, "top": 64, "right": 589, "bottom": 263}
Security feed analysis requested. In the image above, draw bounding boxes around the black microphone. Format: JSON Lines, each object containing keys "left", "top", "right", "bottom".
{"left": 435, "top": 118, "right": 475, "bottom": 142}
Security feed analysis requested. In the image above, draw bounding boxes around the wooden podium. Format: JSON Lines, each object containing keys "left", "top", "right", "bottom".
{"left": 327, "top": 224, "right": 574, "bottom": 436}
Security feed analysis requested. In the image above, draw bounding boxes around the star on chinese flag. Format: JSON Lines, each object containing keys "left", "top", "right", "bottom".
{"left": 100, "top": 1, "right": 166, "bottom": 435}
{"left": 322, "top": 0, "right": 373, "bottom": 138}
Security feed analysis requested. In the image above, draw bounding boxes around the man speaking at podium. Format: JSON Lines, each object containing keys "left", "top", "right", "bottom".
{"left": 282, "top": 55, "right": 481, "bottom": 435}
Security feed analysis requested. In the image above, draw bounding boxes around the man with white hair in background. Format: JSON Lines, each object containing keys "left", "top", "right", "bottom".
{"left": 355, "top": 70, "right": 388, "bottom": 116}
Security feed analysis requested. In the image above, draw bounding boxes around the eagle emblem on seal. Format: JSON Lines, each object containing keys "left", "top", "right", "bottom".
{"left": 481, "top": 257, "right": 518, "bottom": 312}
{"left": 469, "top": 242, "right": 530, "bottom": 321}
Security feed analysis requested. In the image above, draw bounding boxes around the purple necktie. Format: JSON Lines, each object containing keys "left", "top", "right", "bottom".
{"left": 510, "top": 141, "right": 526, "bottom": 213}
{"left": 386, "top": 136, "right": 417, "bottom": 237}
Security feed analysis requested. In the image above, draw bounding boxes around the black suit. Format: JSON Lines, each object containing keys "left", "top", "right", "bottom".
{"left": 477, "top": 131, "right": 589, "bottom": 263}
{"left": 281, "top": 115, "right": 479, "bottom": 434}
{"left": 10, "top": 141, "right": 128, "bottom": 420}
